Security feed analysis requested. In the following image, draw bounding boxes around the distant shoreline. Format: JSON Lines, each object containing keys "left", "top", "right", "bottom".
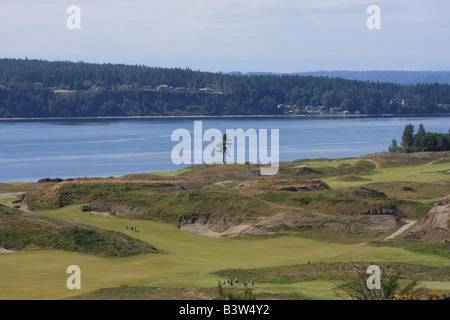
{"left": 1, "top": 113, "right": 450, "bottom": 121}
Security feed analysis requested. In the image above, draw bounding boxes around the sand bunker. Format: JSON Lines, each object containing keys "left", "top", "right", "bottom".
{"left": 0, "top": 192, "right": 25, "bottom": 199}
{"left": 89, "top": 211, "right": 112, "bottom": 217}
{"left": 180, "top": 223, "right": 251, "bottom": 238}
{"left": 214, "top": 181, "right": 233, "bottom": 186}
{"left": 0, "top": 247, "right": 14, "bottom": 254}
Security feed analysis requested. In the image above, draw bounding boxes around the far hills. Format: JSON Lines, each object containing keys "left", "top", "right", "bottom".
{"left": 233, "top": 71, "right": 450, "bottom": 85}
{"left": 0, "top": 58, "right": 449, "bottom": 118}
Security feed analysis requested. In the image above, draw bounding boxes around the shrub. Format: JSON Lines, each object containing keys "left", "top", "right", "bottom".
{"left": 215, "top": 282, "right": 256, "bottom": 300}
{"left": 333, "top": 262, "right": 425, "bottom": 300}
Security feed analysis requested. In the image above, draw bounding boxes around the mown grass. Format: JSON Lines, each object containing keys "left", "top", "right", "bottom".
{"left": 0, "top": 198, "right": 17, "bottom": 207}
{"left": 72, "top": 261, "right": 450, "bottom": 300}
{"left": 320, "top": 160, "right": 450, "bottom": 190}
{"left": 372, "top": 238, "right": 450, "bottom": 259}
{"left": 148, "top": 168, "right": 193, "bottom": 177}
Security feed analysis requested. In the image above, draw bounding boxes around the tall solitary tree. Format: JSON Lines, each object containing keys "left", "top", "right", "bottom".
{"left": 217, "top": 133, "right": 232, "bottom": 164}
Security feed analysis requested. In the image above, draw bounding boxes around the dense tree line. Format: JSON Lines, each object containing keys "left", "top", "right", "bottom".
{"left": 292, "top": 71, "right": 450, "bottom": 85}
{"left": 389, "top": 124, "right": 450, "bottom": 153}
{"left": 0, "top": 58, "right": 449, "bottom": 118}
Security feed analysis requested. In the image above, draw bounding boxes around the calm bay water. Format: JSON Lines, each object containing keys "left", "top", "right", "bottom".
{"left": 0, "top": 116, "right": 449, "bottom": 183}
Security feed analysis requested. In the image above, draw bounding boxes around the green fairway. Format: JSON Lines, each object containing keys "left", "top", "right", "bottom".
{"left": 318, "top": 161, "right": 449, "bottom": 190}
{"left": 1, "top": 204, "right": 448, "bottom": 300}
{"left": 148, "top": 168, "right": 193, "bottom": 177}
{"left": 0, "top": 198, "right": 16, "bottom": 207}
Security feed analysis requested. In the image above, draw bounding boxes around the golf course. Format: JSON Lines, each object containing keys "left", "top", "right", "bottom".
{"left": 0, "top": 152, "right": 449, "bottom": 300}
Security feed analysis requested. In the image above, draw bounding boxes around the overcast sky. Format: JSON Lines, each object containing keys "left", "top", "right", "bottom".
{"left": 0, "top": 0, "right": 449, "bottom": 73}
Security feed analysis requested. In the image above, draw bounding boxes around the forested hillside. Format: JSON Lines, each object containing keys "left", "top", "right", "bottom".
{"left": 0, "top": 58, "right": 449, "bottom": 118}
{"left": 293, "top": 71, "right": 450, "bottom": 85}
{"left": 236, "top": 70, "right": 450, "bottom": 85}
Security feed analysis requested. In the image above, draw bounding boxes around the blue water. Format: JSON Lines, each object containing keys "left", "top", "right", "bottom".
{"left": 0, "top": 116, "right": 449, "bottom": 183}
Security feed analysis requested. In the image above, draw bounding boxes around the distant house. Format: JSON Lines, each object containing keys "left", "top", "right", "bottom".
{"left": 390, "top": 98, "right": 400, "bottom": 105}
{"left": 317, "top": 106, "right": 328, "bottom": 111}
{"left": 175, "top": 87, "right": 188, "bottom": 92}
{"left": 90, "top": 85, "right": 104, "bottom": 91}
{"left": 48, "top": 84, "right": 66, "bottom": 90}
{"left": 354, "top": 110, "right": 361, "bottom": 114}
{"left": 342, "top": 110, "right": 350, "bottom": 115}
{"left": 401, "top": 99, "right": 412, "bottom": 106}
{"left": 277, "top": 104, "right": 293, "bottom": 114}
{"left": 199, "top": 87, "right": 215, "bottom": 92}
{"left": 34, "top": 82, "right": 43, "bottom": 88}
{"left": 117, "top": 85, "right": 133, "bottom": 90}
{"left": 330, "top": 107, "right": 342, "bottom": 114}
{"left": 304, "top": 105, "right": 318, "bottom": 111}
{"left": 277, "top": 104, "right": 292, "bottom": 110}
{"left": 157, "top": 84, "right": 172, "bottom": 91}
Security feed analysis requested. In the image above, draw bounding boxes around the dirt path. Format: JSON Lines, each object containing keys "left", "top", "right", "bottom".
{"left": 382, "top": 220, "right": 418, "bottom": 241}
{"left": 357, "top": 219, "right": 418, "bottom": 245}
{"left": 365, "top": 159, "right": 381, "bottom": 170}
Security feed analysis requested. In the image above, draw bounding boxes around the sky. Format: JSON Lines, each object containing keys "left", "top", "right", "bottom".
{"left": 0, "top": 0, "right": 449, "bottom": 73}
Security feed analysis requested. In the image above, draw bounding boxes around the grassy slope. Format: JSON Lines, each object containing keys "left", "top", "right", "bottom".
{"left": 0, "top": 204, "right": 157, "bottom": 258}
